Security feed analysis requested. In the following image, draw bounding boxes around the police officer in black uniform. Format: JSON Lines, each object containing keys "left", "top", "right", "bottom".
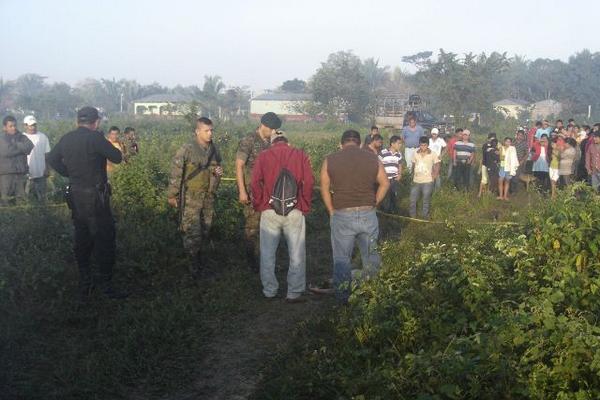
{"left": 47, "top": 107, "right": 127, "bottom": 302}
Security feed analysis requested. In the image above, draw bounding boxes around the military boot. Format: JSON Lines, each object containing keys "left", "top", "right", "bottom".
{"left": 245, "top": 244, "right": 260, "bottom": 273}
{"left": 97, "top": 275, "right": 129, "bottom": 300}
{"left": 190, "top": 250, "right": 211, "bottom": 279}
{"left": 77, "top": 268, "right": 94, "bottom": 304}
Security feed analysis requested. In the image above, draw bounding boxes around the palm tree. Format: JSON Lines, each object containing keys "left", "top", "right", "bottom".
{"left": 202, "top": 75, "right": 225, "bottom": 119}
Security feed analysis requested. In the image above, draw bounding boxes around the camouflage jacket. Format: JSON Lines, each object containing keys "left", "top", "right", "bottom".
{"left": 236, "top": 131, "right": 270, "bottom": 186}
{"left": 123, "top": 137, "right": 139, "bottom": 158}
{"left": 168, "top": 140, "right": 222, "bottom": 199}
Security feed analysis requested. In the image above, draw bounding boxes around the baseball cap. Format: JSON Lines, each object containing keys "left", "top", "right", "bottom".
{"left": 23, "top": 115, "right": 37, "bottom": 125}
{"left": 77, "top": 107, "right": 100, "bottom": 123}
{"left": 463, "top": 129, "right": 471, "bottom": 135}
{"left": 431, "top": 128, "right": 439, "bottom": 135}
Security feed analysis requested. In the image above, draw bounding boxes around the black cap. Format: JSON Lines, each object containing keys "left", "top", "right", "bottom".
{"left": 260, "top": 112, "right": 282, "bottom": 130}
{"left": 77, "top": 107, "right": 100, "bottom": 123}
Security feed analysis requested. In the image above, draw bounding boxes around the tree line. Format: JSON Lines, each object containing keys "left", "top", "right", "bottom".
{"left": 2, "top": 48, "right": 599, "bottom": 124}
{"left": 302, "top": 49, "right": 600, "bottom": 123}
{"left": 0, "top": 74, "right": 251, "bottom": 121}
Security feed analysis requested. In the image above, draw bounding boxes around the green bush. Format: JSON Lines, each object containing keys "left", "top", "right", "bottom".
{"left": 254, "top": 185, "right": 600, "bottom": 400}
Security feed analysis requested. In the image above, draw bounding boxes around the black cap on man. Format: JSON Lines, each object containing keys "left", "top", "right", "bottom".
{"left": 260, "top": 112, "right": 282, "bottom": 130}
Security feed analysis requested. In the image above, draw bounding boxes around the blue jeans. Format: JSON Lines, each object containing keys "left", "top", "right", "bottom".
{"left": 330, "top": 208, "right": 381, "bottom": 302}
{"left": 409, "top": 182, "right": 434, "bottom": 219}
{"left": 260, "top": 209, "right": 306, "bottom": 299}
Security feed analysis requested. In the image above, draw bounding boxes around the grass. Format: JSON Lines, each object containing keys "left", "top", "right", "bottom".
{"left": 0, "top": 118, "right": 550, "bottom": 399}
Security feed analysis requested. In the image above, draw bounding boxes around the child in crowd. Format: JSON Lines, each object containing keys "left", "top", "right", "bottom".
{"left": 548, "top": 138, "right": 560, "bottom": 198}
{"left": 498, "top": 137, "right": 519, "bottom": 201}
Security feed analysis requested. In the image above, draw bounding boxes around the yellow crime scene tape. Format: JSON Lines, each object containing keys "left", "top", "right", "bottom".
{"left": 0, "top": 203, "right": 67, "bottom": 211}
{"left": 0, "top": 177, "right": 522, "bottom": 227}
{"left": 376, "top": 210, "right": 522, "bottom": 226}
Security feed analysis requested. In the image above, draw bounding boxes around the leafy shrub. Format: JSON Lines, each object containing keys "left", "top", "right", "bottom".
{"left": 254, "top": 185, "right": 600, "bottom": 399}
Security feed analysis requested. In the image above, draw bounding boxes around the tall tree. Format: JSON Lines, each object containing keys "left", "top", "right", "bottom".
{"left": 14, "top": 73, "right": 47, "bottom": 113}
{"left": 564, "top": 50, "right": 600, "bottom": 113}
{"left": 402, "top": 51, "right": 433, "bottom": 69}
{"left": 413, "top": 50, "right": 509, "bottom": 125}
{"left": 202, "top": 75, "right": 225, "bottom": 118}
{"left": 309, "top": 51, "right": 372, "bottom": 121}
{"left": 280, "top": 79, "right": 307, "bottom": 93}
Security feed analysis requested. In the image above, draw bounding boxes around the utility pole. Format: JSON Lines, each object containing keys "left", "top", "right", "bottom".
{"left": 120, "top": 93, "right": 124, "bottom": 113}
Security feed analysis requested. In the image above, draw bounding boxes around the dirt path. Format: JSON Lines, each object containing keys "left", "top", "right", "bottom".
{"left": 169, "top": 292, "right": 334, "bottom": 400}
{"left": 157, "top": 211, "right": 337, "bottom": 400}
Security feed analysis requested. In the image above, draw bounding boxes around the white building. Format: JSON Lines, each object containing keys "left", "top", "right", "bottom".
{"left": 492, "top": 98, "right": 529, "bottom": 119}
{"left": 133, "top": 94, "right": 196, "bottom": 116}
{"left": 531, "top": 99, "right": 563, "bottom": 120}
{"left": 250, "top": 92, "right": 312, "bottom": 121}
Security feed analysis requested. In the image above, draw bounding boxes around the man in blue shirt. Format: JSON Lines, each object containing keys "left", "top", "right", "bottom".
{"left": 402, "top": 115, "right": 424, "bottom": 172}
{"left": 535, "top": 120, "right": 552, "bottom": 140}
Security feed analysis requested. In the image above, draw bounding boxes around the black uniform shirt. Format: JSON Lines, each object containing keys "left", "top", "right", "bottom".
{"left": 47, "top": 127, "right": 122, "bottom": 187}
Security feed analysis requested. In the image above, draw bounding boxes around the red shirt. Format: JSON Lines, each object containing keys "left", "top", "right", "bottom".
{"left": 527, "top": 127, "right": 537, "bottom": 149}
{"left": 251, "top": 142, "right": 314, "bottom": 214}
{"left": 447, "top": 137, "right": 458, "bottom": 159}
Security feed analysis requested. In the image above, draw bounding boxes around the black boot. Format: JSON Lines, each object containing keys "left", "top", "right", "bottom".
{"left": 191, "top": 250, "right": 215, "bottom": 279}
{"left": 78, "top": 282, "right": 93, "bottom": 304}
{"left": 98, "top": 275, "right": 129, "bottom": 299}
{"left": 77, "top": 268, "right": 93, "bottom": 304}
{"left": 102, "top": 285, "right": 129, "bottom": 299}
{"left": 245, "top": 245, "right": 259, "bottom": 272}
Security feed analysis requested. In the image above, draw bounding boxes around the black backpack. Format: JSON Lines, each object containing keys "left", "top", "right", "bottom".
{"left": 269, "top": 167, "right": 298, "bottom": 216}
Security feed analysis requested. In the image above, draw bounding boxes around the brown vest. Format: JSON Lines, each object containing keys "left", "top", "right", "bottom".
{"left": 327, "top": 146, "right": 379, "bottom": 210}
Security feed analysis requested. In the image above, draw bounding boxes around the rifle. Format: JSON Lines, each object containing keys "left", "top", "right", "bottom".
{"left": 178, "top": 161, "right": 187, "bottom": 227}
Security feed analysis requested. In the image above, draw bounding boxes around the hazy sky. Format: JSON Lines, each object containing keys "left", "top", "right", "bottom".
{"left": 1, "top": 0, "right": 598, "bottom": 92}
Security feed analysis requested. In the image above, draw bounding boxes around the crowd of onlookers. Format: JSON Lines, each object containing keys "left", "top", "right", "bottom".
{"left": 0, "top": 115, "right": 139, "bottom": 206}
{"left": 361, "top": 116, "right": 600, "bottom": 219}
{"left": 4, "top": 109, "right": 598, "bottom": 304}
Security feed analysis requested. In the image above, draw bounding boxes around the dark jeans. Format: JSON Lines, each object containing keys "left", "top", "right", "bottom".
{"left": 0, "top": 174, "right": 27, "bottom": 206}
{"left": 27, "top": 177, "right": 47, "bottom": 203}
{"left": 70, "top": 186, "right": 116, "bottom": 291}
{"left": 559, "top": 174, "right": 572, "bottom": 188}
{"left": 380, "top": 179, "right": 399, "bottom": 213}
{"left": 454, "top": 162, "right": 472, "bottom": 191}
{"left": 533, "top": 171, "right": 550, "bottom": 193}
{"left": 409, "top": 182, "right": 434, "bottom": 219}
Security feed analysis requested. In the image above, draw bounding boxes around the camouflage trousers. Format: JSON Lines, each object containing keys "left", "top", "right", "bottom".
{"left": 243, "top": 203, "right": 261, "bottom": 260}
{"left": 180, "top": 193, "right": 215, "bottom": 258}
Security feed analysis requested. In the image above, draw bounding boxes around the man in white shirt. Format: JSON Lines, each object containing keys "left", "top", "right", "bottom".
{"left": 428, "top": 128, "right": 446, "bottom": 189}
{"left": 22, "top": 116, "right": 51, "bottom": 202}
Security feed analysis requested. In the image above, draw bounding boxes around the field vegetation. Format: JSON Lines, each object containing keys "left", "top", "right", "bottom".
{"left": 1, "top": 118, "right": 599, "bottom": 399}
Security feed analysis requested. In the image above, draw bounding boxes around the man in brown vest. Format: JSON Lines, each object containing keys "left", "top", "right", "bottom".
{"left": 320, "top": 130, "right": 389, "bottom": 302}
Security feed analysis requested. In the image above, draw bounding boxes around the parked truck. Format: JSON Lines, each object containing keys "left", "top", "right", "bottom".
{"left": 375, "top": 93, "right": 452, "bottom": 135}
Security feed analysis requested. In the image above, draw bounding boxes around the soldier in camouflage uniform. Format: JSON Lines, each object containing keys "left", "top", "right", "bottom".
{"left": 235, "top": 112, "right": 281, "bottom": 270}
{"left": 168, "top": 117, "right": 223, "bottom": 277}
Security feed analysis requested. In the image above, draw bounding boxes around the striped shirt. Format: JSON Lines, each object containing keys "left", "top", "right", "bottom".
{"left": 379, "top": 148, "right": 403, "bottom": 179}
{"left": 454, "top": 141, "right": 475, "bottom": 162}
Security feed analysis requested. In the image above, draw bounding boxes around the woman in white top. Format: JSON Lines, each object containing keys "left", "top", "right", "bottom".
{"left": 497, "top": 137, "right": 519, "bottom": 201}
